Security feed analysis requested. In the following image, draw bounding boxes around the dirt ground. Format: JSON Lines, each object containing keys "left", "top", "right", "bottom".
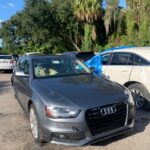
{"left": 0, "top": 72, "right": 150, "bottom": 150}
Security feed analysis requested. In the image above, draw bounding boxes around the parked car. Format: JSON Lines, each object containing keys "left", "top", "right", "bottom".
{"left": 0, "top": 55, "right": 16, "bottom": 72}
{"left": 63, "top": 51, "right": 95, "bottom": 62}
{"left": 86, "top": 47, "right": 150, "bottom": 110}
{"left": 24, "top": 52, "right": 44, "bottom": 56}
{"left": 12, "top": 55, "right": 135, "bottom": 146}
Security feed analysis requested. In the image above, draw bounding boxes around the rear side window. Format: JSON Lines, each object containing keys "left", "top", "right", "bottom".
{"left": 111, "top": 53, "right": 134, "bottom": 65}
{"left": 101, "top": 53, "right": 111, "bottom": 65}
{"left": 0, "top": 56, "right": 12, "bottom": 59}
{"left": 134, "top": 54, "right": 149, "bottom": 65}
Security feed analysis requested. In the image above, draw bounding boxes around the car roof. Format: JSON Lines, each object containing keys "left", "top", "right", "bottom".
{"left": 25, "top": 52, "right": 43, "bottom": 55}
{"left": 24, "top": 54, "right": 69, "bottom": 60}
{"left": 64, "top": 51, "right": 94, "bottom": 54}
{"left": 101, "top": 47, "right": 150, "bottom": 61}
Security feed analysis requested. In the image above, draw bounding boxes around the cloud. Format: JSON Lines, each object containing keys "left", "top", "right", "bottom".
{"left": 8, "top": 3, "right": 15, "bottom": 8}
{"left": 0, "top": 2, "right": 15, "bottom": 9}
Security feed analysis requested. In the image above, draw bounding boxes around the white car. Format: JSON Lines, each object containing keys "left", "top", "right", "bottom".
{"left": 100, "top": 47, "right": 150, "bottom": 110}
{"left": 0, "top": 55, "right": 16, "bottom": 72}
{"left": 24, "top": 52, "right": 43, "bottom": 56}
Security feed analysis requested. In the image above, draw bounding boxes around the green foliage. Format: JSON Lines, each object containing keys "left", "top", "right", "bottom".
{"left": 0, "top": 0, "right": 150, "bottom": 54}
{"left": 82, "top": 24, "right": 93, "bottom": 50}
{"left": 74, "top": 0, "right": 102, "bottom": 51}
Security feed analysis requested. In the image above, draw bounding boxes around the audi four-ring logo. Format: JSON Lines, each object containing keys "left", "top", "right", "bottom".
{"left": 100, "top": 106, "right": 117, "bottom": 116}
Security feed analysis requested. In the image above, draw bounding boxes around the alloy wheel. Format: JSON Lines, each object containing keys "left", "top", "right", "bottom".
{"left": 130, "top": 89, "right": 144, "bottom": 108}
{"left": 30, "top": 108, "right": 38, "bottom": 139}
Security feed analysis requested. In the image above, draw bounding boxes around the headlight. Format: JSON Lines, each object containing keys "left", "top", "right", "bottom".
{"left": 124, "top": 88, "right": 135, "bottom": 105}
{"left": 45, "top": 106, "right": 80, "bottom": 119}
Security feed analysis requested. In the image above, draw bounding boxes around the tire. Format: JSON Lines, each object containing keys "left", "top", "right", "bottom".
{"left": 29, "top": 105, "right": 46, "bottom": 143}
{"left": 128, "top": 83, "right": 150, "bottom": 110}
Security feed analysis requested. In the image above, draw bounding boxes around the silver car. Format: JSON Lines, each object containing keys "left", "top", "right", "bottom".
{"left": 12, "top": 55, "right": 135, "bottom": 146}
{"left": 0, "top": 55, "right": 16, "bottom": 72}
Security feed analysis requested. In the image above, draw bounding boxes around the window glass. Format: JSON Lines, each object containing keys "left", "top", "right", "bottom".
{"left": 111, "top": 53, "right": 133, "bottom": 65}
{"left": 0, "top": 55, "right": 12, "bottom": 59}
{"left": 76, "top": 52, "right": 95, "bottom": 61}
{"left": 18, "top": 58, "right": 29, "bottom": 74}
{"left": 33, "top": 57, "right": 91, "bottom": 78}
{"left": 134, "top": 54, "right": 149, "bottom": 65}
{"left": 101, "top": 54, "right": 111, "bottom": 65}
{"left": 23, "top": 60, "right": 29, "bottom": 74}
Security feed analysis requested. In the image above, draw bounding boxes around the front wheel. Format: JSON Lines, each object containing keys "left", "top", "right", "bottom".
{"left": 29, "top": 105, "right": 46, "bottom": 143}
{"left": 128, "top": 83, "right": 150, "bottom": 110}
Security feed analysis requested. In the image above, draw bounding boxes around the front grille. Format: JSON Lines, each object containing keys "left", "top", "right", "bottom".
{"left": 85, "top": 102, "right": 127, "bottom": 136}
{"left": 51, "top": 132, "right": 85, "bottom": 143}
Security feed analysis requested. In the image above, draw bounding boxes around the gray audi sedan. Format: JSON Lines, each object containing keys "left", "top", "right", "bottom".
{"left": 12, "top": 55, "right": 135, "bottom": 146}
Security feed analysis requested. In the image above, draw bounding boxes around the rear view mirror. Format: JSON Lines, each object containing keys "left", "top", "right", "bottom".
{"left": 15, "top": 71, "right": 29, "bottom": 77}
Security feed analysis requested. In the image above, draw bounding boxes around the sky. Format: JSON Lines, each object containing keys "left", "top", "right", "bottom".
{"left": 0, "top": 0, "right": 126, "bottom": 47}
{"left": 0, "top": 0, "right": 126, "bottom": 22}
{"left": 0, "top": 0, "right": 24, "bottom": 22}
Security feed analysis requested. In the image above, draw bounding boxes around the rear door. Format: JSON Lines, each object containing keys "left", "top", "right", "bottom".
{"left": 104, "top": 52, "right": 134, "bottom": 85}
{"left": 130, "top": 54, "right": 150, "bottom": 83}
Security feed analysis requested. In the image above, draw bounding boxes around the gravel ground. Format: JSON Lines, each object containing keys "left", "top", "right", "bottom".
{"left": 0, "top": 72, "right": 150, "bottom": 150}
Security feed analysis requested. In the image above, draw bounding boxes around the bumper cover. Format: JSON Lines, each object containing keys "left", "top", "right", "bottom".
{"left": 43, "top": 117, "right": 134, "bottom": 146}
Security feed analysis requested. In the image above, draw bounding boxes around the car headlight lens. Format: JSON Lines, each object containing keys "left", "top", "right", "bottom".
{"left": 45, "top": 107, "right": 80, "bottom": 119}
{"left": 124, "top": 88, "right": 135, "bottom": 105}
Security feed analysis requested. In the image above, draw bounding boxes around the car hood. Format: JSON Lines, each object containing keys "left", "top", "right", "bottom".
{"left": 32, "top": 75, "right": 127, "bottom": 109}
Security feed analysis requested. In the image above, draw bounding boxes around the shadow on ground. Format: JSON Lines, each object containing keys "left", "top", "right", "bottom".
{"left": 0, "top": 81, "right": 12, "bottom": 94}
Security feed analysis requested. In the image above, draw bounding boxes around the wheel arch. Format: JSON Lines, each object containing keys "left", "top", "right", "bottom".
{"left": 123, "top": 81, "right": 141, "bottom": 88}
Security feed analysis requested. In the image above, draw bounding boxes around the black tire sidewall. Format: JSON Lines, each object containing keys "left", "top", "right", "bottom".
{"left": 128, "top": 83, "right": 150, "bottom": 110}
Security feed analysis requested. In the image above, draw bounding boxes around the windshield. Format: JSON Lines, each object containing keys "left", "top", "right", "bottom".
{"left": 33, "top": 57, "right": 91, "bottom": 78}
{"left": 0, "top": 55, "right": 12, "bottom": 59}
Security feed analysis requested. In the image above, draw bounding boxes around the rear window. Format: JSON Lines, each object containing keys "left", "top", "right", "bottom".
{"left": 0, "top": 56, "right": 12, "bottom": 59}
{"left": 76, "top": 52, "right": 95, "bottom": 61}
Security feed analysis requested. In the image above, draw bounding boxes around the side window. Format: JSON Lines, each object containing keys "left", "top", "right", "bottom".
{"left": 23, "top": 60, "right": 29, "bottom": 74}
{"left": 134, "top": 54, "right": 149, "bottom": 65}
{"left": 110, "top": 53, "right": 133, "bottom": 65}
{"left": 101, "top": 54, "right": 111, "bottom": 65}
{"left": 19, "top": 59, "right": 29, "bottom": 74}
{"left": 17, "top": 58, "right": 24, "bottom": 70}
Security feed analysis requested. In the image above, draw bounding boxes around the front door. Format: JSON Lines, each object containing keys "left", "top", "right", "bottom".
{"left": 14, "top": 58, "right": 30, "bottom": 111}
{"left": 104, "top": 52, "right": 134, "bottom": 85}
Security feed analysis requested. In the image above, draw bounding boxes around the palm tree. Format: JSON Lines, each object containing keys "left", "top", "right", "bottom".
{"left": 104, "top": 0, "right": 119, "bottom": 36}
{"left": 74, "top": 0, "right": 102, "bottom": 51}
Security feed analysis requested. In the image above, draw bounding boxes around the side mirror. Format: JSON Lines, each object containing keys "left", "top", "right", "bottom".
{"left": 15, "top": 71, "right": 29, "bottom": 77}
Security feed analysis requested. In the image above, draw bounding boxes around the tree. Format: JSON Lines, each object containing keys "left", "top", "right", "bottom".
{"left": 50, "top": 0, "right": 83, "bottom": 52}
{"left": 126, "top": 0, "right": 150, "bottom": 45}
{"left": 74, "top": 0, "right": 102, "bottom": 51}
